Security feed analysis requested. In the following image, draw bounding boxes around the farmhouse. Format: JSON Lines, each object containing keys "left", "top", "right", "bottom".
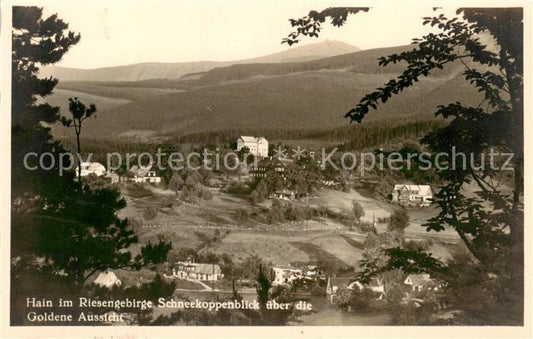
{"left": 404, "top": 274, "right": 442, "bottom": 292}
{"left": 270, "top": 189, "right": 296, "bottom": 200}
{"left": 251, "top": 157, "right": 293, "bottom": 178}
{"left": 271, "top": 265, "right": 319, "bottom": 286}
{"left": 172, "top": 261, "right": 223, "bottom": 281}
{"left": 237, "top": 136, "right": 269, "bottom": 158}
{"left": 391, "top": 184, "right": 433, "bottom": 207}
{"left": 403, "top": 274, "right": 448, "bottom": 309}
{"left": 93, "top": 271, "right": 122, "bottom": 288}
{"left": 272, "top": 267, "right": 303, "bottom": 286}
{"left": 129, "top": 165, "right": 161, "bottom": 183}
{"left": 77, "top": 162, "right": 106, "bottom": 177}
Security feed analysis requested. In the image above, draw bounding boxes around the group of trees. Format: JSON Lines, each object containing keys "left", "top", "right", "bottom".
{"left": 168, "top": 168, "right": 214, "bottom": 204}
{"left": 250, "top": 156, "right": 324, "bottom": 205}
{"left": 335, "top": 286, "right": 377, "bottom": 312}
{"left": 351, "top": 200, "right": 365, "bottom": 225}
{"left": 11, "top": 7, "right": 171, "bottom": 324}
{"left": 350, "top": 215, "right": 443, "bottom": 324}
{"left": 286, "top": 7, "right": 524, "bottom": 324}
{"left": 266, "top": 199, "right": 313, "bottom": 224}
{"left": 170, "top": 120, "right": 442, "bottom": 151}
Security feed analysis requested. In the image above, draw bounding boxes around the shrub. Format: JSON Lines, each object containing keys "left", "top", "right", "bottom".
{"left": 160, "top": 197, "right": 174, "bottom": 208}
{"left": 143, "top": 206, "right": 158, "bottom": 220}
{"left": 233, "top": 208, "right": 249, "bottom": 226}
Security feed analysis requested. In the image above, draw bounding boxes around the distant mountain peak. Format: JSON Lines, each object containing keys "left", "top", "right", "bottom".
{"left": 249, "top": 40, "right": 361, "bottom": 63}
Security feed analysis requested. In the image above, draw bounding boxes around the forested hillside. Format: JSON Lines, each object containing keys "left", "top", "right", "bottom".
{"left": 46, "top": 43, "right": 482, "bottom": 145}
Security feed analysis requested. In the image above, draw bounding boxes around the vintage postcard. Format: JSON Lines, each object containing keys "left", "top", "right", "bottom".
{"left": 1, "top": 0, "right": 531, "bottom": 337}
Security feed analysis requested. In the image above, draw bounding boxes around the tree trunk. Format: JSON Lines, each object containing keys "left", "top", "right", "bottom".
{"left": 76, "top": 121, "right": 82, "bottom": 180}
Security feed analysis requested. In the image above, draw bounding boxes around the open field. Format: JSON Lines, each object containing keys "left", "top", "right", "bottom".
{"left": 310, "top": 188, "right": 459, "bottom": 240}
{"left": 203, "top": 230, "right": 364, "bottom": 266}
{"left": 309, "top": 188, "right": 395, "bottom": 218}
{"left": 117, "top": 184, "right": 459, "bottom": 269}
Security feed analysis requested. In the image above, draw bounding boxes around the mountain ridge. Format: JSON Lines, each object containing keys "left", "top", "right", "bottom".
{"left": 40, "top": 40, "right": 361, "bottom": 82}
{"left": 45, "top": 43, "right": 482, "bottom": 141}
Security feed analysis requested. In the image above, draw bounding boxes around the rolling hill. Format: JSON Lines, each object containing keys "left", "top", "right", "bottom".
{"left": 46, "top": 43, "right": 482, "bottom": 141}
{"left": 39, "top": 40, "right": 361, "bottom": 82}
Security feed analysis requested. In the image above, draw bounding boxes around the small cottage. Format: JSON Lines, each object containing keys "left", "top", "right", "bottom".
{"left": 77, "top": 162, "right": 106, "bottom": 177}
{"left": 272, "top": 266, "right": 303, "bottom": 286}
{"left": 270, "top": 189, "right": 296, "bottom": 200}
{"left": 93, "top": 270, "right": 122, "bottom": 288}
{"left": 391, "top": 184, "right": 433, "bottom": 207}
{"left": 404, "top": 273, "right": 441, "bottom": 292}
{"left": 129, "top": 165, "right": 161, "bottom": 184}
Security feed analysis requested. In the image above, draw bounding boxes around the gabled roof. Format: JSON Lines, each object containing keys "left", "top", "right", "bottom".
{"left": 404, "top": 273, "right": 432, "bottom": 286}
{"left": 114, "top": 269, "right": 156, "bottom": 286}
{"left": 257, "top": 157, "right": 293, "bottom": 168}
{"left": 177, "top": 262, "right": 222, "bottom": 275}
{"left": 239, "top": 136, "right": 258, "bottom": 143}
{"left": 239, "top": 136, "right": 267, "bottom": 144}
{"left": 79, "top": 162, "right": 106, "bottom": 171}
{"left": 195, "top": 263, "right": 222, "bottom": 275}
{"left": 94, "top": 271, "right": 121, "bottom": 287}
{"left": 393, "top": 184, "right": 432, "bottom": 196}
{"left": 351, "top": 277, "right": 384, "bottom": 290}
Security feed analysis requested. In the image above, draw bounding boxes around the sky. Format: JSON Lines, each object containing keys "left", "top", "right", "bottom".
{"left": 40, "top": 1, "right": 462, "bottom": 69}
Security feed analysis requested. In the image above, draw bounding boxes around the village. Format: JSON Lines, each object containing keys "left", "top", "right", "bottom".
{"left": 77, "top": 135, "right": 454, "bottom": 324}
{"left": 7, "top": 2, "right": 524, "bottom": 330}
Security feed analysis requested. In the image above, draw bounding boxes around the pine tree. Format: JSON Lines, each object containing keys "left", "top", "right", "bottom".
{"left": 11, "top": 6, "right": 171, "bottom": 289}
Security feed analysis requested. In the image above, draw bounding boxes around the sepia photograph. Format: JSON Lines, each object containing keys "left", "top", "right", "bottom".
{"left": 1, "top": 0, "right": 531, "bottom": 336}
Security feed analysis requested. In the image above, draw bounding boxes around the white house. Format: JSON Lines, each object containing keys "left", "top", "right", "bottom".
{"left": 404, "top": 274, "right": 442, "bottom": 292}
{"left": 391, "top": 184, "right": 433, "bottom": 207}
{"left": 270, "top": 189, "right": 296, "bottom": 201}
{"left": 93, "top": 270, "right": 122, "bottom": 288}
{"left": 403, "top": 274, "right": 448, "bottom": 309}
{"left": 272, "top": 267, "right": 303, "bottom": 286}
{"left": 129, "top": 165, "right": 161, "bottom": 184}
{"left": 77, "top": 162, "right": 106, "bottom": 177}
{"left": 237, "top": 136, "right": 268, "bottom": 158}
{"left": 172, "top": 261, "right": 223, "bottom": 281}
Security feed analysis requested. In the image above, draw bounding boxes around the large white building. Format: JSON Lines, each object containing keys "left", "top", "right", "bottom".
{"left": 172, "top": 261, "right": 223, "bottom": 281}
{"left": 236, "top": 136, "right": 268, "bottom": 158}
